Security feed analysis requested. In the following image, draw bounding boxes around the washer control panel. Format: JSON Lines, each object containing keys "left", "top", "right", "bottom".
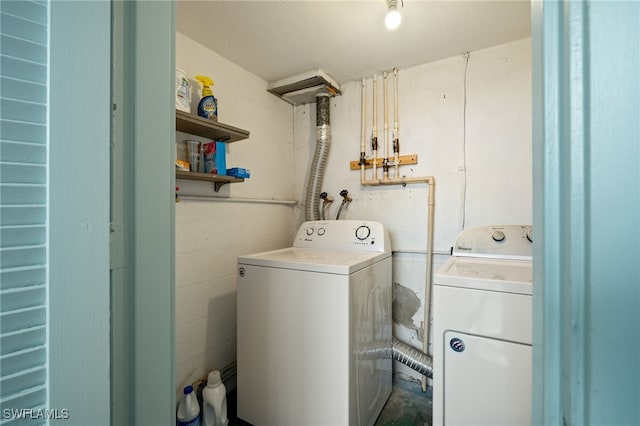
{"left": 452, "top": 225, "right": 533, "bottom": 260}
{"left": 294, "top": 220, "right": 390, "bottom": 252}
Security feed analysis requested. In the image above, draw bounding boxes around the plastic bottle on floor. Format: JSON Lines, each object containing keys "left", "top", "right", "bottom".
{"left": 202, "top": 370, "right": 228, "bottom": 426}
{"left": 177, "top": 385, "right": 201, "bottom": 426}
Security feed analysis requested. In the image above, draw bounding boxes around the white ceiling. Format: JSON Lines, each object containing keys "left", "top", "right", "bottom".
{"left": 176, "top": 0, "right": 531, "bottom": 85}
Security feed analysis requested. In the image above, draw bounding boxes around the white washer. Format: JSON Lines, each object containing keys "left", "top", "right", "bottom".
{"left": 433, "top": 225, "right": 533, "bottom": 426}
{"left": 237, "top": 220, "right": 392, "bottom": 426}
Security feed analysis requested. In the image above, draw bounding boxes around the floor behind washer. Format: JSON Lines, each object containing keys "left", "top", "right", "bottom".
{"left": 227, "top": 374, "right": 432, "bottom": 426}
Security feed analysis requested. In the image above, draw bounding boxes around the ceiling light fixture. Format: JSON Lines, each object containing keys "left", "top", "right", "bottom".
{"left": 385, "top": 0, "right": 402, "bottom": 30}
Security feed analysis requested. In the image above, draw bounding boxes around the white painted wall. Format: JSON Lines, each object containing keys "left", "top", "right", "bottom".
{"left": 294, "top": 37, "right": 531, "bottom": 247}
{"left": 174, "top": 34, "right": 532, "bottom": 389}
{"left": 293, "top": 38, "right": 532, "bottom": 378}
{"left": 174, "top": 32, "right": 296, "bottom": 394}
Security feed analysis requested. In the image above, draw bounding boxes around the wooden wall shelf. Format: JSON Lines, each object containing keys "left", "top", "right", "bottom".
{"left": 176, "top": 110, "right": 249, "bottom": 142}
{"left": 176, "top": 171, "right": 244, "bottom": 192}
{"left": 175, "top": 111, "right": 250, "bottom": 193}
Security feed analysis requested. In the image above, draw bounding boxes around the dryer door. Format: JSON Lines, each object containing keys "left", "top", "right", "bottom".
{"left": 443, "top": 331, "right": 531, "bottom": 426}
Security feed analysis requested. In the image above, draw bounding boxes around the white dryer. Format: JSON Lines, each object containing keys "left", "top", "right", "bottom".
{"left": 433, "top": 225, "right": 533, "bottom": 426}
{"left": 237, "top": 220, "right": 392, "bottom": 426}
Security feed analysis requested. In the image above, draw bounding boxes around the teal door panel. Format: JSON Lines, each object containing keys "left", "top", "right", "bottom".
{"left": 532, "top": 1, "right": 640, "bottom": 424}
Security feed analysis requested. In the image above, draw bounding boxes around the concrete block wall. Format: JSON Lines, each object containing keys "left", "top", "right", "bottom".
{"left": 175, "top": 32, "right": 532, "bottom": 388}
{"left": 292, "top": 38, "right": 532, "bottom": 379}
{"left": 175, "top": 32, "right": 296, "bottom": 394}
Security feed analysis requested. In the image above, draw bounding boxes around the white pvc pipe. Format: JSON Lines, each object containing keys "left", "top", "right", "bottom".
{"left": 372, "top": 75, "right": 378, "bottom": 182}
{"left": 423, "top": 179, "right": 435, "bottom": 392}
{"left": 383, "top": 71, "right": 389, "bottom": 180}
{"left": 360, "top": 70, "right": 435, "bottom": 392}
{"left": 360, "top": 78, "right": 367, "bottom": 184}
{"left": 177, "top": 194, "right": 297, "bottom": 205}
{"left": 393, "top": 67, "right": 400, "bottom": 179}
{"left": 360, "top": 174, "right": 436, "bottom": 393}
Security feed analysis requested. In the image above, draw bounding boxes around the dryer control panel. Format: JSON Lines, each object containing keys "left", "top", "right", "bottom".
{"left": 294, "top": 220, "right": 391, "bottom": 252}
{"left": 452, "top": 225, "right": 532, "bottom": 260}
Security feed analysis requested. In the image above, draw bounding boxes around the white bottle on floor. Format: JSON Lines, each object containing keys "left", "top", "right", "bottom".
{"left": 177, "top": 385, "right": 201, "bottom": 426}
{"left": 202, "top": 370, "right": 228, "bottom": 426}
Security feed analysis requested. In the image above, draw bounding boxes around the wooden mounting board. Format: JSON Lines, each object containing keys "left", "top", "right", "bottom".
{"left": 349, "top": 154, "right": 418, "bottom": 170}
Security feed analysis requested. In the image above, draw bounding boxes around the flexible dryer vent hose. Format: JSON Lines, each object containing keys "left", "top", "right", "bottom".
{"left": 304, "top": 95, "right": 331, "bottom": 221}
{"left": 392, "top": 337, "right": 433, "bottom": 379}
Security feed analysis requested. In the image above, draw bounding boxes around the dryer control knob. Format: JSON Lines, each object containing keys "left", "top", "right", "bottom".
{"left": 317, "top": 228, "right": 326, "bottom": 236}
{"left": 355, "top": 225, "right": 371, "bottom": 240}
{"left": 306, "top": 227, "right": 314, "bottom": 236}
{"left": 492, "top": 230, "right": 506, "bottom": 242}
{"left": 526, "top": 229, "right": 533, "bottom": 242}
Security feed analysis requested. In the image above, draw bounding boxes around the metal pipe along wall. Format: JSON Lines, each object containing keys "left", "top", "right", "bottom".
{"left": 304, "top": 94, "right": 331, "bottom": 220}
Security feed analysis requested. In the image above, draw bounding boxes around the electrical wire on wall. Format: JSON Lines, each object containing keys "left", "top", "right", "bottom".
{"left": 460, "top": 51, "right": 470, "bottom": 231}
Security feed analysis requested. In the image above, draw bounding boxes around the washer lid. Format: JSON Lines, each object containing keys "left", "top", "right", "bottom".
{"left": 435, "top": 256, "right": 532, "bottom": 295}
{"left": 238, "top": 247, "right": 391, "bottom": 275}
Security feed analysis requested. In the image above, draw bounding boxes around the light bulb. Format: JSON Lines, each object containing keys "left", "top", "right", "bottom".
{"left": 385, "top": 8, "right": 401, "bottom": 30}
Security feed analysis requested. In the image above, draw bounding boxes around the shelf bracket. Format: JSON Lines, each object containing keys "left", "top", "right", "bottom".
{"left": 214, "top": 181, "right": 229, "bottom": 192}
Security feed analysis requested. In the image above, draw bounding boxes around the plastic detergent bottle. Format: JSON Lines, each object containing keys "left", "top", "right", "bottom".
{"left": 177, "top": 385, "right": 201, "bottom": 426}
{"left": 175, "top": 68, "right": 192, "bottom": 113}
{"left": 195, "top": 75, "right": 218, "bottom": 120}
{"left": 202, "top": 370, "right": 228, "bottom": 426}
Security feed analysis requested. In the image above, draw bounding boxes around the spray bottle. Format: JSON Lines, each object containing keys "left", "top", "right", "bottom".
{"left": 195, "top": 75, "right": 218, "bottom": 120}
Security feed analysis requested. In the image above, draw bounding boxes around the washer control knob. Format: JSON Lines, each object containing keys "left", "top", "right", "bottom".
{"left": 355, "top": 225, "right": 371, "bottom": 240}
{"left": 317, "top": 228, "right": 326, "bottom": 236}
{"left": 526, "top": 229, "right": 533, "bottom": 242}
{"left": 492, "top": 230, "right": 506, "bottom": 242}
{"left": 305, "top": 227, "right": 314, "bottom": 236}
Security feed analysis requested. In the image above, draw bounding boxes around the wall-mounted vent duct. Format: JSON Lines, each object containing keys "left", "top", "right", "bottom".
{"left": 268, "top": 69, "right": 341, "bottom": 106}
